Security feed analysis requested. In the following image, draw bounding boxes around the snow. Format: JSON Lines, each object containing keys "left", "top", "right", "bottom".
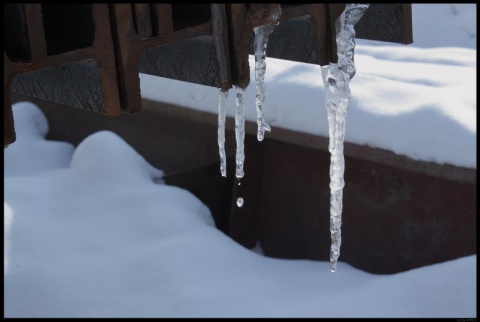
{"left": 4, "top": 4, "right": 476, "bottom": 318}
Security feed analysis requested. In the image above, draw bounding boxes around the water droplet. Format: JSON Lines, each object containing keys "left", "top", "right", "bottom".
{"left": 236, "top": 197, "right": 244, "bottom": 207}
{"left": 238, "top": 181, "right": 241, "bottom": 186}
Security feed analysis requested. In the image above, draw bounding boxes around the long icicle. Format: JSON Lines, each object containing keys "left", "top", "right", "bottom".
{"left": 217, "top": 89, "right": 229, "bottom": 177}
{"left": 322, "top": 3, "right": 369, "bottom": 272}
{"left": 234, "top": 86, "right": 246, "bottom": 179}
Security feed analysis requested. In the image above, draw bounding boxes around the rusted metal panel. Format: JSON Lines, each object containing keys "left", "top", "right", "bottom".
{"left": 5, "top": 3, "right": 413, "bottom": 146}
{"left": 23, "top": 4, "right": 48, "bottom": 60}
{"left": 132, "top": 4, "right": 153, "bottom": 39}
{"left": 152, "top": 4, "right": 173, "bottom": 37}
{"left": 212, "top": 4, "right": 232, "bottom": 92}
{"left": 109, "top": 3, "right": 232, "bottom": 114}
{"left": 107, "top": 3, "right": 144, "bottom": 114}
{"left": 224, "top": 4, "right": 249, "bottom": 89}
{"left": 4, "top": 4, "right": 123, "bottom": 145}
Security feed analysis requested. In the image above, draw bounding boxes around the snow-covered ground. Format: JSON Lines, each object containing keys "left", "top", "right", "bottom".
{"left": 4, "top": 4, "right": 476, "bottom": 318}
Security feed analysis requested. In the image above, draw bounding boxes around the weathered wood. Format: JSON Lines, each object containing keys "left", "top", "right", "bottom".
{"left": 152, "top": 4, "right": 173, "bottom": 37}
{"left": 132, "top": 4, "right": 152, "bottom": 39}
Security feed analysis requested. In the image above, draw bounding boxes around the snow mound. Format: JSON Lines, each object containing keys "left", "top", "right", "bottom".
{"left": 70, "top": 130, "right": 165, "bottom": 185}
{"left": 4, "top": 102, "right": 75, "bottom": 177}
{"left": 11, "top": 101, "right": 49, "bottom": 139}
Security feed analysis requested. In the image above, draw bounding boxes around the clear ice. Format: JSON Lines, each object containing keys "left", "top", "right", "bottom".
{"left": 234, "top": 85, "right": 246, "bottom": 179}
{"left": 321, "top": 3, "right": 369, "bottom": 272}
{"left": 253, "top": 24, "right": 277, "bottom": 141}
{"left": 217, "top": 89, "right": 229, "bottom": 177}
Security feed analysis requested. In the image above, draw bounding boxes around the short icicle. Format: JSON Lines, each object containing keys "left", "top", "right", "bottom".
{"left": 234, "top": 86, "right": 246, "bottom": 179}
{"left": 217, "top": 89, "right": 229, "bottom": 177}
{"left": 253, "top": 24, "right": 277, "bottom": 141}
{"left": 321, "top": 3, "right": 369, "bottom": 272}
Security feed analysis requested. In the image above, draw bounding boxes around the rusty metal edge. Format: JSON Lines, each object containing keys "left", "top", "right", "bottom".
{"left": 140, "top": 97, "right": 476, "bottom": 185}
{"left": 211, "top": 4, "right": 232, "bottom": 91}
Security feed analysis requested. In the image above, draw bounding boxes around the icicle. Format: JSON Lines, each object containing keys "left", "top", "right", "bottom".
{"left": 234, "top": 86, "right": 246, "bottom": 179}
{"left": 321, "top": 3, "right": 369, "bottom": 272}
{"left": 253, "top": 24, "right": 277, "bottom": 141}
{"left": 217, "top": 89, "right": 229, "bottom": 177}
